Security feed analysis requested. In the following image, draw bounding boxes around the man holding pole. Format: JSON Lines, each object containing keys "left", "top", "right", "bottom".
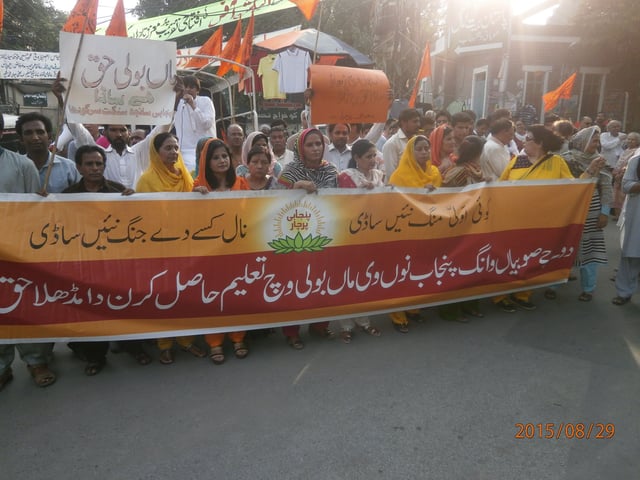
{"left": 0, "top": 113, "right": 72, "bottom": 390}
{"left": 16, "top": 112, "right": 80, "bottom": 194}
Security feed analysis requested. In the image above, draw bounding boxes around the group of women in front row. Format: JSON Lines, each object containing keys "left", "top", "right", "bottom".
{"left": 125, "top": 123, "right": 609, "bottom": 370}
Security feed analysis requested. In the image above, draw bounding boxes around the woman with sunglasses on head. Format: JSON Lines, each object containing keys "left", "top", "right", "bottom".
{"left": 493, "top": 125, "right": 605, "bottom": 311}
{"left": 193, "top": 138, "right": 250, "bottom": 363}
{"left": 336, "top": 139, "right": 383, "bottom": 342}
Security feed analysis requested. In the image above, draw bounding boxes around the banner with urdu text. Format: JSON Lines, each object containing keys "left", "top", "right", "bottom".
{"left": 0, "top": 181, "right": 594, "bottom": 343}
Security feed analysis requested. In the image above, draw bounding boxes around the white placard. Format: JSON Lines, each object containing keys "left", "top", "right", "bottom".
{"left": 59, "top": 32, "right": 177, "bottom": 125}
{"left": 0, "top": 50, "right": 59, "bottom": 79}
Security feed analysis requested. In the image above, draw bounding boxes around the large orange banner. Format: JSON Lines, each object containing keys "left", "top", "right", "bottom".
{"left": 0, "top": 181, "right": 594, "bottom": 342}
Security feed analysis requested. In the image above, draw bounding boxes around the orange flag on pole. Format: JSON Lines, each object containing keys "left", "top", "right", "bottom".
{"left": 234, "top": 12, "right": 255, "bottom": 92}
{"left": 184, "top": 27, "right": 223, "bottom": 69}
{"left": 217, "top": 19, "right": 243, "bottom": 77}
{"left": 408, "top": 42, "right": 431, "bottom": 108}
{"left": 543, "top": 72, "right": 577, "bottom": 112}
{"left": 290, "top": 0, "right": 320, "bottom": 20}
{"left": 105, "top": 0, "right": 128, "bottom": 37}
{"left": 61, "top": 0, "right": 98, "bottom": 34}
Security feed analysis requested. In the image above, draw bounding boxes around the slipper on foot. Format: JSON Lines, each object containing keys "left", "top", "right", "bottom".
{"left": 612, "top": 296, "right": 631, "bottom": 306}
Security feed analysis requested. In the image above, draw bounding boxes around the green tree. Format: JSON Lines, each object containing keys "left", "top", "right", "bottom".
{"left": 0, "top": 0, "right": 67, "bottom": 51}
{"left": 571, "top": 0, "right": 640, "bottom": 89}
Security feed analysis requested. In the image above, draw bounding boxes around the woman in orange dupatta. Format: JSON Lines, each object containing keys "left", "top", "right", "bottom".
{"left": 429, "top": 124, "right": 456, "bottom": 175}
{"left": 136, "top": 132, "right": 207, "bottom": 364}
{"left": 193, "top": 138, "right": 250, "bottom": 364}
{"left": 387, "top": 135, "right": 442, "bottom": 332}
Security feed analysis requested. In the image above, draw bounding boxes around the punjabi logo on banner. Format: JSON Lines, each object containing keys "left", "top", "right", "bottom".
{"left": 59, "top": 32, "right": 177, "bottom": 125}
{"left": 0, "top": 181, "right": 594, "bottom": 343}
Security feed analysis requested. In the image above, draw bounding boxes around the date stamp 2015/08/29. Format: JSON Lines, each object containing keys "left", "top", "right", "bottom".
{"left": 515, "top": 423, "right": 615, "bottom": 440}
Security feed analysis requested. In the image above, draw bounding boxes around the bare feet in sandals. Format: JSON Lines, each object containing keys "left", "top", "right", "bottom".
{"left": 27, "top": 364, "right": 56, "bottom": 387}
{"left": 233, "top": 342, "right": 249, "bottom": 359}
{"left": 361, "top": 325, "right": 381, "bottom": 337}
{"left": 209, "top": 346, "right": 225, "bottom": 365}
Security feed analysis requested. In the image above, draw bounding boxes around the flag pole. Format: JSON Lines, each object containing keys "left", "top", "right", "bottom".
{"left": 312, "top": 1, "right": 324, "bottom": 64}
{"left": 42, "top": 21, "right": 88, "bottom": 195}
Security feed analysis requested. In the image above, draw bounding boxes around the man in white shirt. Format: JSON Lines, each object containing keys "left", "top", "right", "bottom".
{"left": 480, "top": 118, "right": 514, "bottom": 181}
{"left": 382, "top": 108, "right": 422, "bottom": 181}
{"left": 269, "top": 125, "right": 294, "bottom": 169}
{"left": 325, "top": 123, "right": 352, "bottom": 172}
{"left": 600, "top": 120, "right": 626, "bottom": 169}
{"left": 376, "top": 118, "right": 399, "bottom": 151}
{"left": 174, "top": 75, "right": 216, "bottom": 172}
{"left": 68, "top": 123, "right": 169, "bottom": 190}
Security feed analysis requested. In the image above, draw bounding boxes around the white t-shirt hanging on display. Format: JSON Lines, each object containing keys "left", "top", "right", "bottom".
{"left": 272, "top": 47, "right": 312, "bottom": 94}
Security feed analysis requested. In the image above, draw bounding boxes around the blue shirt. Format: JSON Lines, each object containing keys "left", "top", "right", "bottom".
{"left": 35, "top": 154, "right": 81, "bottom": 193}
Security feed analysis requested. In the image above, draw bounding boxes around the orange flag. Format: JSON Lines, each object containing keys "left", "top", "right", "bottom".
{"left": 105, "top": 0, "right": 127, "bottom": 37}
{"left": 235, "top": 12, "right": 255, "bottom": 92}
{"left": 408, "top": 42, "right": 431, "bottom": 107}
{"left": 543, "top": 72, "right": 577, "bottom": 112}
{"left": 217, "top": 19, "right": 243, "bottom": 77}
{"left": 184, "top": 27, "right": 223, "bottom": 69}
{"left": 61, "top": 0, "right": 98, "bottom": 34}
{"left": 0, "top": 0, "right": 4, "bottom": 36}
{"left": 290, "top": 0, "right": 320, "bottom": 20}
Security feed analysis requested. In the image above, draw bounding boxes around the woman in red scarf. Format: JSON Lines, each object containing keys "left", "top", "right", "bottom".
{"left": 194, "top": 139, "right": 250, "bottom": 364}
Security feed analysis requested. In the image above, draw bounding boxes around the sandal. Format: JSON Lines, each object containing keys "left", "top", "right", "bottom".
{"left": 233, "top": 342, "right": 249, "bottom": 359}
{"left": 578, "top": 292, "right": 593, "bottom": 302}
{"left": 544, "top": 289, "right": 557, "bottom": 300}
{"left": 406, "top": 312, "right": 424, "bottom": 323}
{"left": 612, "top": 296, "right": 631, "bottom": 306}
{"left": 361, "top": 325, "right": 381, "bottom": 337}
{"left": 181, "top": 343, "right": 206, "bottom": 358}
{"left": 84, "top": 360, "right": 105, "bottom": 376}
{"left": 0, "top": 368, "right": 13, "bottom": 392}
{"left": 209, "top": 346, "right": 225, "bottom": 365}
{"left": 392, "top": 323, "right": 409, "bottom": 334}
{"left": 286, "top": 336, "right": 304, "bottom": 350}
{"left": 133, "top": 351, "right": 152, "bottom": 366}
{"left": 340, "top": 330, "right": 353, "bottom": 344}
{"left": 159, "top": 349, "right": 174, "bottom": 365}
{"left": 462, "top": 307, "right": 485, "bottom": 318}
{"left": 309, "top": 327, "right": 335, "bottom": 339}
{"left": 27, "top": 364, "right": 56, "bottom": 387}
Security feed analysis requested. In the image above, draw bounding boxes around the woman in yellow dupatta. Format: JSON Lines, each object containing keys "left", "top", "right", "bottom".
{"left": 135, "top": 132, "right": 206, "bottom": 365}
{"left": 387, "top": 135, "right": 442, "bottom": 332}
{"left": 389, "top": 135, "right": 442, "bottom": 189}
{"left": 136, "top": 132, "right": 194, "bottom": 193}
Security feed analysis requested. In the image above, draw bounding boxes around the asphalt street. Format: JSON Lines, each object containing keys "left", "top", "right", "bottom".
{"left": 1, "top": 222, "right": 639, "bottom": 479}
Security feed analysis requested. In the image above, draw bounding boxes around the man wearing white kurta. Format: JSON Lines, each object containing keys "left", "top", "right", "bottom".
{"left": 174, "top": 75, "right": 216, "bottom": 173}
{"left": 480, "top": 118, "right": 514, "bottom": 181}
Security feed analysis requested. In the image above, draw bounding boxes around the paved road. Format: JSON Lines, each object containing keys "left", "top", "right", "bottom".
{"left": 2, "top": 223, "right": 639, "bottom": 479}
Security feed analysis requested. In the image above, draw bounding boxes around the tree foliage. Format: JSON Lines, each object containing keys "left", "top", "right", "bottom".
{"left": 0, "top": 0, "right": 67, "bottom": 51}
{"left": 571, "top": 0, "right": 640, "bottom": 89}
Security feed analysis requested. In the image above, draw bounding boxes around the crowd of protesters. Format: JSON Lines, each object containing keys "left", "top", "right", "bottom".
{"left": 0, "top": 74, "right": 637, "bottom": 391}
